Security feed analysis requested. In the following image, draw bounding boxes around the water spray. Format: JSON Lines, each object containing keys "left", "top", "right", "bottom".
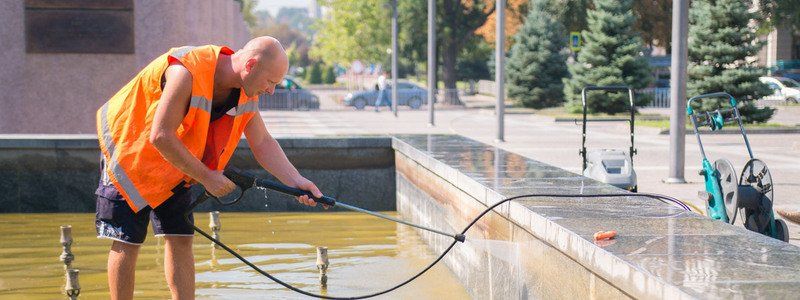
{"left": 185, "top": 167, "right": 690, "bottom": 299}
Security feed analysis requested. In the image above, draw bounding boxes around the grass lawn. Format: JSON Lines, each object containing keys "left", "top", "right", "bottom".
{"left": 534, "top": 106, "right": 793, "bottom": 130}
{"left": 405, "top": 77, "right": 472, "bottom": 90}
{"left": 636, "top": 119, "right": 788, "bottom": 131}
{"left": 533, "top": 106, "right": 665, "bottom": 121}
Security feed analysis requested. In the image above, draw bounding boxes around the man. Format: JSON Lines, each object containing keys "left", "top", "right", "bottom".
{"left": 95, "top": 36, "right": 322, "bottom": 300}
{"left": 374, "top": 71, "right": 390, "bottom": 112}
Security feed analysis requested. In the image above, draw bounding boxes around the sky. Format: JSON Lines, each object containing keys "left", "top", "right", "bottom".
{"left": 255, "top": 0, "right": 312, "bottom": 16}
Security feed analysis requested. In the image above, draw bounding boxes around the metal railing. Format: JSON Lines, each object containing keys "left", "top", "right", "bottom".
{"left": 639, "top": 87, "right": 670, "bottom": 108}
{"left": 258, "top": 89, "right": 319, "bottom": 111}
{"left": 477, "top": 80, "right": 498, "bottom": 95}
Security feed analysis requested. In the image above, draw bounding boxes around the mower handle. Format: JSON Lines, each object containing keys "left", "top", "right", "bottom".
{"left": 579, "top": 86, "right": 636, "bottom": 172}
{"left": 686, "top": 92, "right": 737, "bottom": 116}
{"left": 581, "top": 86, "right": 635, "bottom": 108}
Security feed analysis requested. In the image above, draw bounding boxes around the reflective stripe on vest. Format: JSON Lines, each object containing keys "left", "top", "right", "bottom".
{"left": 190, "top": 96, "right": 212, "bottom": 112}
{"left": 235, "top": 101, "right": 259, "bottom": 115}
{"left": 98, "top": 102, "right": 149, "bottom": 210}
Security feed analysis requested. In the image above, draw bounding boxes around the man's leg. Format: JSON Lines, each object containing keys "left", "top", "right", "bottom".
{"left": 96, "top": 171, "right": 149, "bottom": 300}
{"left": 152, "top": 187, "right": 196, "bottom": 300}
{"left": 163, "top": 236, "right": 195, "bottom": 300}
{"left": 107, "top": 241, "right": 140, "bottom": 300}
{"left": 375, "top": 89, "right": 385, "bottom": 111}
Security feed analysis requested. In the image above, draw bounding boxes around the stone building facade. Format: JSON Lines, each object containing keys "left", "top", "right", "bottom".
{"left": 0, "top": 0, "right": 251, "bottom": 134}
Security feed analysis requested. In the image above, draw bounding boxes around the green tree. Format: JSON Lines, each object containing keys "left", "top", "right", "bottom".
{"left": 457, "top": 38, "right": 493, "bottom": 81}
{"left": 633, "top": 0, "right": 672, "bottom": 51}
{"left": 688, "top": 0, "right": 774, "bottom": 123}
{"left": 563, "top": 0, "right": 651, "bottom": 114}
{"left": 286, "top": 42, "right": 300, "bottom": 67}
{"left": 310, "top": 0, "right": 390, "bottom": 65}
{"left": 507, "top": 1, "right": 568, "bottom": 109}
{"left": 322, "top": 65, "right": 337, "bottom": 84}
{"left": 306, "top": 63, "right": 323, "bottom": 84}
{"left": 758, "top": 0, "right": 800, "bottom": 32}
{"left": 439, "top": 1, "right": 496, "bottom": 104}
{"left": 238, "top": 0, "right": 259, "bottom": 28}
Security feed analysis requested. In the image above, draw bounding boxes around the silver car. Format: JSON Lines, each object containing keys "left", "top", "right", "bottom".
{"left": 760, "top": 76, "right": 800, "bottom": 104}
{"left": 259, "top": 78, "right": 320, "bottom": 110}
{"left": 343, "top": 81, "right": 429, "bottom": 110}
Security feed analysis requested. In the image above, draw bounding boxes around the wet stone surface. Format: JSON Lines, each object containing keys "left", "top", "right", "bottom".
{"left": 393, "top": 134, "right": 800, "bottom": 299}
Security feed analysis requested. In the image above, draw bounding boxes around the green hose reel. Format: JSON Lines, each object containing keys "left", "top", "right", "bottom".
{"left": 707, "top": 110, "right": 725, "bottom": 131}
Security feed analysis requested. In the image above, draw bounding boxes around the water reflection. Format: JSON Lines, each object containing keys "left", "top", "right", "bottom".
{"left": 0, "top": 212, "right": 468, "bottom": 299}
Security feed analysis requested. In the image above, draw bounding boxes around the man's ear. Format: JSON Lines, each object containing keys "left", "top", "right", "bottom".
{"left": 245, "top": 58, "right": 258, "bottom": 73}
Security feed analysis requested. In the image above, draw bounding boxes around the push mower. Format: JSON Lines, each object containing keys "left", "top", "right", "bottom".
{"left": 579, "top": 86, "right": 638, "bottom": 192}
{"left": 688, "top": 92, "right": 789, "bottom": 242}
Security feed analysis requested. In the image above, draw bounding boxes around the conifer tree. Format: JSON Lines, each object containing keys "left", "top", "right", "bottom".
{"left": 507, "top": 1, "right": 569, "bottom": 109}
{"left": 322, "top": 65, "right": 337, "bottom": 84}
{"left": 306, "top": 63, "right": 323, "bottom": 84}
{"left": 688, "top": 0, "right": 774, "bottom": 123}
{"left": 563, "top": 0, "right": 651, "bottom": 114}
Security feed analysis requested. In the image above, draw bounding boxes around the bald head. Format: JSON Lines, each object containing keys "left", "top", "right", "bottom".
{"left": 235, "top": 36, "right": 289, "bottom": 97}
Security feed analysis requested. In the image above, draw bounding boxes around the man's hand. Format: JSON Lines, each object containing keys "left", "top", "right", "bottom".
{"left": 202, "top": 171, "right": 237, "bottom": 198}
{"left": 292, "top": 176, "right": 325, "bottom": 208}
{"left": 244, "top": 113, "right": 327, "bottom": 208}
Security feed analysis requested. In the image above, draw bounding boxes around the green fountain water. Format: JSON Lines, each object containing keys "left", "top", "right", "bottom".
{"left": 0, "top": 212, "right": 468, "bottom": 299}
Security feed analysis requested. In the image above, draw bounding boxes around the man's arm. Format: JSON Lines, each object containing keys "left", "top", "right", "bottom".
{"left": 244, "top": 114, "right": 323, "bottom": 207}
{"left": 150, "top": 64, "right": 235, "bottom": 197}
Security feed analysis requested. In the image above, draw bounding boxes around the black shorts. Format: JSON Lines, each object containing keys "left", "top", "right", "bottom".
{"left": 95, "top": 165, "right": 195, "bottom": 245}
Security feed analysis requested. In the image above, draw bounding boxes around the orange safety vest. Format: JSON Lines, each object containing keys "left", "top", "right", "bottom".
{"left": 96, "top": 45, "right": 259, "bottom": 212}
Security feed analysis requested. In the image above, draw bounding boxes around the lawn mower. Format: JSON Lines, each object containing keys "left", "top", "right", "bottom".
{"left": 579, "top": 86, "right": 638, "bottom": 192}
{"left": 688, "top": 92, "right": 789, "bottom": 242}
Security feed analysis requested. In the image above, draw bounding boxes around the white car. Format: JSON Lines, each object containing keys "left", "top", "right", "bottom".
{"left": 759, "top": 76, "right": 800, "bottom": 104}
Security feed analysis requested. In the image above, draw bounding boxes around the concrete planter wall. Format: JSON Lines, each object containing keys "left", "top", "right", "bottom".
{"left": 0, "top": 135, "right": 395, "bottom": 212}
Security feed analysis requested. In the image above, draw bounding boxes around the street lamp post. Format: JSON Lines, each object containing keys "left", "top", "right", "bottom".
{"left": 495, "top": 0, "right": 505, "bottom": 142}
{"left": 665, "top": 0, "right": 688, "bottom": 184}
{"left": 427, "top": 0, "right": 436, "bottom": 126}
{"left": 391, "top": 0, "right": 399, "bottom": 117}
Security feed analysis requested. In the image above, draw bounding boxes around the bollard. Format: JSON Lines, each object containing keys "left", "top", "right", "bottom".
{"left": 209, "top": 211, "right": 221, "bottom": 248}
{"left": 59, "top": 225, "right": 74, "bottom": 270}
{"left": 316, "top": 246, "right": 329, "bottom": 287}
{"left": 64, "top": 268, "right": 80, "bottom": 300}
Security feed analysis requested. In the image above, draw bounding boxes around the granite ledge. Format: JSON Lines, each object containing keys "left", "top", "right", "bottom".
{"left": 391, "top": 134, "right": 800, "bottom": 299}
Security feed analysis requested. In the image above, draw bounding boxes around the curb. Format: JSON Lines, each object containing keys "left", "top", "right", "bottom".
{"left": 658, "top": 127, "right": 800, "bottom": 135}
{"left": 554, "top": 116, "right": 666, "bottom": 123}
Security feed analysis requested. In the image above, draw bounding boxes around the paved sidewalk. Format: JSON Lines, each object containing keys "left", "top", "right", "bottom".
{"left": 261, "top": 107, "right": 800, "bottom": 244}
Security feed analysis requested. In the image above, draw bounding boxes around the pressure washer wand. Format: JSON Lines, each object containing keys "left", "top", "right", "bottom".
{"left": 257, "top": 179, "right": 465, "bottom": 242}
{"left": 224, "top": 168, "right": 465, "bottom": 242}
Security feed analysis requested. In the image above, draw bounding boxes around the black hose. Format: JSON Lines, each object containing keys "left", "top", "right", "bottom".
{"left": 188, "top": 191, "right": 689, "bottom": 299}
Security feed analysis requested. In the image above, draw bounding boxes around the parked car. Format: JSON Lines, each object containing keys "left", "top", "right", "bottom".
{"left": 343, "top": 81, "right": 429, "bottom": 110}
{"left": 259, "top": 77, "right": 320, "bottom": 110}
{"left": 759, "top": 76, "right": 800, "bottom": 104}
{"left": 784, "top": 73, "right": 800, "bottom": 82}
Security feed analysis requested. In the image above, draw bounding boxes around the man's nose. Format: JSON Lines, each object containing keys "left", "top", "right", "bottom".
{"left": 265, "top": 86, "right": 275, "bottom": 95}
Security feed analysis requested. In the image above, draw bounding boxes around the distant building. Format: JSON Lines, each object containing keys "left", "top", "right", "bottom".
{"left": 757, "top": 24, "right": 800, "bottom": 79}
{"left": 309, "top": 0, "right": 322, "bottom": 19}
